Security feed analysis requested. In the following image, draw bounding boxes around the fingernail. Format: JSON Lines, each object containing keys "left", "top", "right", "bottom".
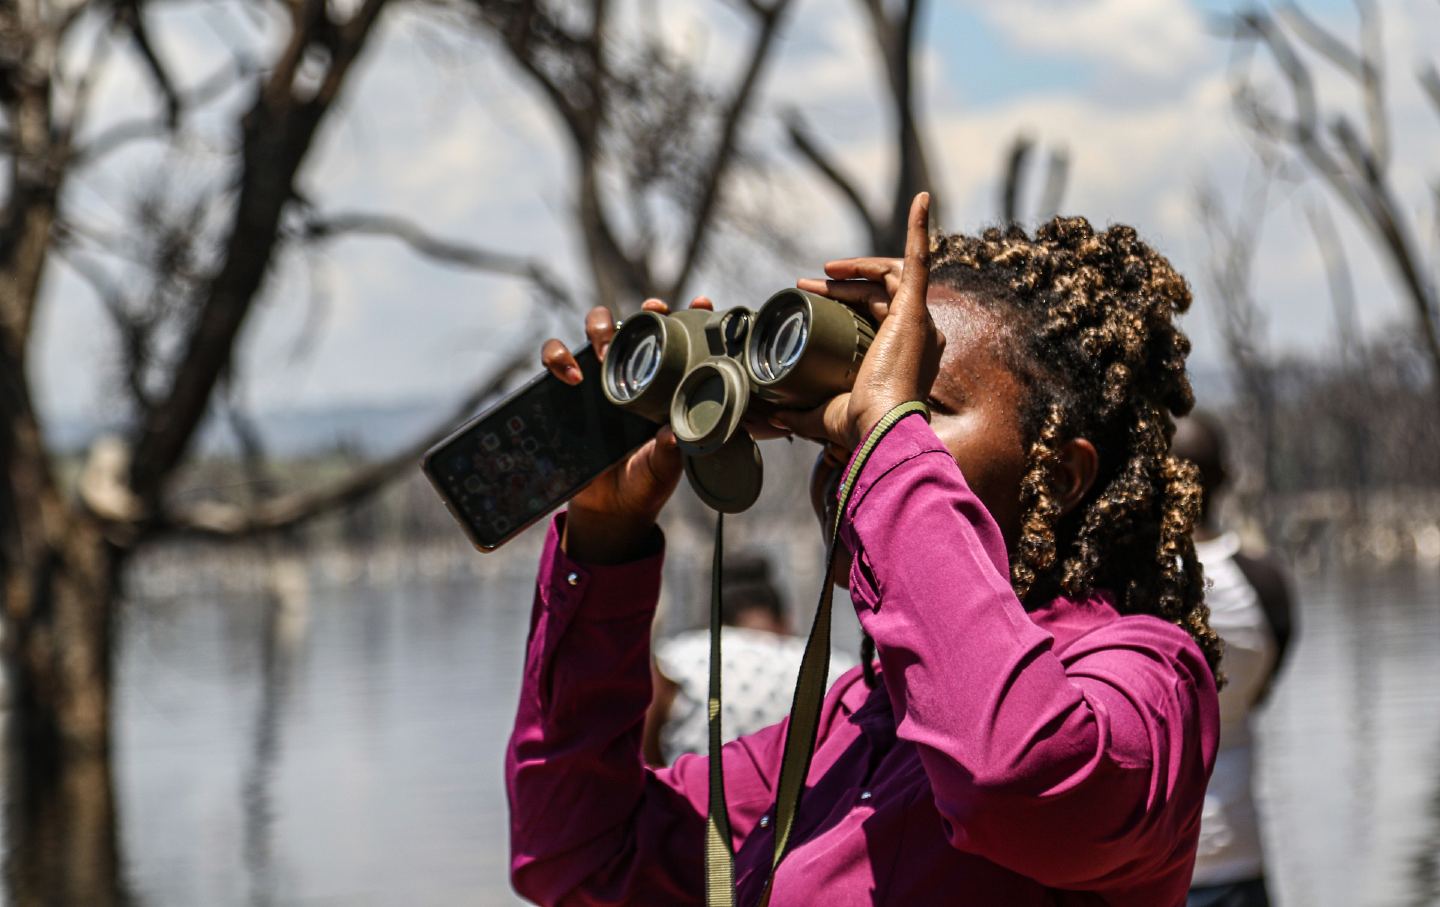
{"left": 597, "top": 341, "right": 610, "bottom": 361}
{"left": 565, "top": 366, "right": 582, "bottom": 383}
{"left": 768, "top": 416, "right": 788, "bottom": 430}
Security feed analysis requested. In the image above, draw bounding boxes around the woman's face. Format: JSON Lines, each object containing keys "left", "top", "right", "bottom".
{"left": 809, "top": 288, "right": 1031, "bottom": 583}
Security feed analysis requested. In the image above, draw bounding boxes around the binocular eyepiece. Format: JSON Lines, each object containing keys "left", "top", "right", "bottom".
{"left": 601, "top": 289, "right": 875, "bottom": 513}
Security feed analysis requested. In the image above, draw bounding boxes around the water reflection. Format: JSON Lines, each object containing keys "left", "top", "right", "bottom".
{"left": 0, "top": 545, "right": 1436, "bottom": 905}
{"left": 1408, "top": 723, "right": 1440, "bottom": 907}
{"left": 242, "top": 555, "right": 307, "bottom": 907}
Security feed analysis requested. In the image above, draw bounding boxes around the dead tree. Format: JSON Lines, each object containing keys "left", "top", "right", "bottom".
{"left": 0, "top": 1, "right": 573, "bottom": 902}
{"left": 1195, "top": 171, "right": 1282, "bottom": 531}
{"left": 999, "top": 134, "right": 1070, "bottom": 227}
{"left": 456, "top": 0, "right": 796, "bottom": 312}
{"left": 1223, "top": 1, "right": 1440, "bottom": 404}
{"left": 783, "top": 0, "right": 937, "bottom": 255}
{"left": 783, "top": 0, "right": 1069, "bottom": 254}
{"left": 1305, "top": 200, "right": 1374, "bottom": 518}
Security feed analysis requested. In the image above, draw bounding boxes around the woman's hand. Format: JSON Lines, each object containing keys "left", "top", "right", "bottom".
{"left": 774, "top": 192, "right": 943, "bottom": 450}
{"left": 540, "top": 296, "right": 713, "bottom": 563}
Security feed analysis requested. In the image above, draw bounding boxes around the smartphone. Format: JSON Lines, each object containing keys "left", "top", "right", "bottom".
{"left": 421, "top": 345, "right": 660, "bottom": 551}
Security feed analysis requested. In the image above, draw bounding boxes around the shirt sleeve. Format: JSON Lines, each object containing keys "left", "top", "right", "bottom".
{"left": 506, "top": 515, "right": 784, "bottom": 905}
{"left": 838, "top": 413, "right": 1220, "bottom": 890}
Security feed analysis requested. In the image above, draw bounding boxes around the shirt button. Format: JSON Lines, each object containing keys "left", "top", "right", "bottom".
{"left": 759, "top": 815, "right": 770, "bottom": 828}
{"left": 859, "top": 791, "right": 873, "bottom": 801}
{"left": 566, "top": 572, "right": 580, "bottom": 587}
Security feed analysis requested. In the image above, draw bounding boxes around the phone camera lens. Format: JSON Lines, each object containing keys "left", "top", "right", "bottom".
{"left": 754, "top": 300, "right": 809, "bottom": 381}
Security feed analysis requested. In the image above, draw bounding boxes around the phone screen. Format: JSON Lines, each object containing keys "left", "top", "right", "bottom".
{"left": 422, "top": 346, "right": 660, "bottom": 550}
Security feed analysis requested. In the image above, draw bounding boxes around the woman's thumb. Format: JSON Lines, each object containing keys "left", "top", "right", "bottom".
{"left": 770, "top": 396, "right": 851, "bottom": 448}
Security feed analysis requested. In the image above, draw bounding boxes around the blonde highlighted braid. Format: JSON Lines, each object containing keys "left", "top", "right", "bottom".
{"left": 928, "top": 217, "right": 1222, "bottom": 680}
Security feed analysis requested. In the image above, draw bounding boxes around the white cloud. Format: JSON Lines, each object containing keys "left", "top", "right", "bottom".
{"left": 975, "top": 0, "right": 1209, "bottom": 79}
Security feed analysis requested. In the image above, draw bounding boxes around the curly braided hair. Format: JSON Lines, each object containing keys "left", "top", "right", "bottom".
{"left": 911, "top": 216, "right": 1222, "bottom": 680}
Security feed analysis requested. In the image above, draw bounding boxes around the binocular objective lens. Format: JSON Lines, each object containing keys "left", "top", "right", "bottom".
{"left": 610, "top": 328, "right": 662, "bottom": 401}
{"left": 758, "top": 308, "right": 808, "bottom": 381}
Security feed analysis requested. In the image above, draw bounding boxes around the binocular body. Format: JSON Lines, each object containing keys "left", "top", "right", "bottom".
{"left": 601, "top": 289, "right": 875, "bottom": 512}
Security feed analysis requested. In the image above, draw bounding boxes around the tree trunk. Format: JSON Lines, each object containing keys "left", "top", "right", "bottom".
{"left": 1, "top": 472, "right": 127, "bottom": 905}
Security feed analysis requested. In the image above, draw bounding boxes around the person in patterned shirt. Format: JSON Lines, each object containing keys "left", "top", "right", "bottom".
{"left": 642, "top": 554, "right": 857, "bottom": 766}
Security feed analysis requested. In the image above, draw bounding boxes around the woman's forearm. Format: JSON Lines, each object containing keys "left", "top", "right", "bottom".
{"left": 507, "top": 515, "right": 703, "bottom": 905}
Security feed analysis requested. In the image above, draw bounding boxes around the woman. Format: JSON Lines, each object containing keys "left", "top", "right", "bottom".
{"left": 508, "top": 194, "right": 1221, "bottom": 905}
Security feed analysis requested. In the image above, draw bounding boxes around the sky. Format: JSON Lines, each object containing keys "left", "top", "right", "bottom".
{"left": 29, "top": 0, "right": 1440, "bottom": 427}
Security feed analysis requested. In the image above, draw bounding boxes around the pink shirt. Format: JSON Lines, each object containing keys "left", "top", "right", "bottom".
{"left": 507, "top": 414, "right": 1219, "bottom": 905}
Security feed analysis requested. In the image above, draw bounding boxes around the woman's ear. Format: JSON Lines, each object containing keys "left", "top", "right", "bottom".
{"left": 1053, "top": 438, "right": 1099, "bottom": 516}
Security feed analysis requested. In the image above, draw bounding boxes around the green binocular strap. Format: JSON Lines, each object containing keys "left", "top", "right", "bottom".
{"left": 705, "top": 401, "right": 930, "bottom": 907}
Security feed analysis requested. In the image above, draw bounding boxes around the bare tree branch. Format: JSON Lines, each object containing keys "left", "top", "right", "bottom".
{"left": 665, "top": 0, "right": 793, "bottom": 300}
{"left": 72, "top": 57, "right": 259, "bottom": 166}
{"left": 1275, "top": 1, "right": 1364, "bottom": 78}
{"left": 1037, "top": 147, "right": 1070, "bottom": 221}
{"left": 1226, "top": 6, "right": 1440, "bottom": 397}
{"left": 1000, "top": 135, "right": 1033, "bottom": 225}
{"left": 299, "top": 210, "right": 576, "bottom": 307}
{"left": 784, "top": 110, "right": 878, "bottom": 248}
{"left": 1420, "top": 64, "right": 1440, "bottom": 120}
{"left": 0, "top": 4, "right": 64, "bottom": 347}
{"left": 998, "top": 134, "right": 1068, "bottom": 225}
{"left": 866, "top": 0, "right": 934, "bottom": 253}
{"left": 155, "top": 340, "right": 539, "bottom": 540}
{"left": 54, "top": 20, "right": 116, "bottom": 158}
{"left": 1305, "top": 199, "right": 1373, "bottom": 509}
{"left": 127, "top": 0, "right": 393, "bottom": 509}
{"left": 785, "top": 0, "right": 934, "bottom": 254}
{"left": 463, "top": 0, "right": 795, "bottom": 311}
{"left": 51, "top": 247, "right": 158, "bottom": 411}
{"left": 114, "top": 0, "right": 182, "bottom": 127}
{"left": 1306, "top": 201, "right": 1359, "bottom": 363}
{"left": 1196, "top": 174, "right": 1281, "bottom": 517}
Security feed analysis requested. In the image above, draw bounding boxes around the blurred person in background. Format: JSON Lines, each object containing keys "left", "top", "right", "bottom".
{"left": 641, "top": 555, "right": 858, "bottom": 767}
{"left": 1174, "top": 412, "right": 1297, "bottom": 907}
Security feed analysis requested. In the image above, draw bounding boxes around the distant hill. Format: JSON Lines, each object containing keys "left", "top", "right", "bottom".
{"left": 45, "top": 397, "right": 473, "bottom": 460}
{"left": 42, "top": 365, "right": 1233, "bottom": 460}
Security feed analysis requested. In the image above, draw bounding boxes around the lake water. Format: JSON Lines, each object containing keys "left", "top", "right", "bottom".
{"left": 14, "top": 533, "right": 1440, "bottom": 905}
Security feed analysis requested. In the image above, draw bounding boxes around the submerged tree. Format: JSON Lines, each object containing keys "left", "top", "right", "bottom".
{"left": 1223, "top": 0, "right": 1440, "bottom": 402}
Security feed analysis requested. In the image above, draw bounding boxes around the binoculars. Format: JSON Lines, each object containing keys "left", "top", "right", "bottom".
{"left": 601, "top": 288, "right": 875, "bottom": 513}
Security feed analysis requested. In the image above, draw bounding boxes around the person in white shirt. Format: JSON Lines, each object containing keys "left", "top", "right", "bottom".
{"left": 1174, "top": 412, "right": 1296, "bottom": 907}
{"left": 642, "top": 555, "right": 857, "bottom": 766}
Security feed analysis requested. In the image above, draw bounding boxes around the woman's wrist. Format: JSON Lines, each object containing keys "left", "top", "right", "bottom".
{"left": 562, "top": 505, "right": 662, "bottom": 565}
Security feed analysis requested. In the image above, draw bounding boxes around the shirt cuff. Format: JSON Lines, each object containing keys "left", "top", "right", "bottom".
{"left": 839, "top": 411, "right": 952, "bottom": 520}
{"left": 537, "top": 513, "right": 666, "bottom": 624}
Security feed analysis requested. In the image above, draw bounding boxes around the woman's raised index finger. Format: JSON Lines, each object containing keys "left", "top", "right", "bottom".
{"left": 896, "top": 192, "right": 931, "bottom": 315}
